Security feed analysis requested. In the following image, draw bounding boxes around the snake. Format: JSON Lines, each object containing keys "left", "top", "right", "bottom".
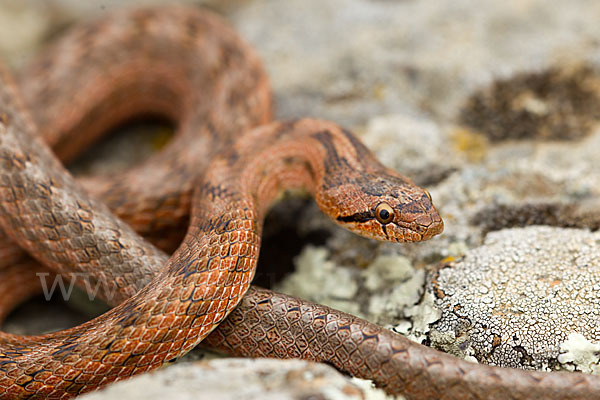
{"left": 0, "top": 5, "right": 598, "bottom": 400}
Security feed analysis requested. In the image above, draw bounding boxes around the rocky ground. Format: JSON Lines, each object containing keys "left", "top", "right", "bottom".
{"left": 2, "top": 0, "right": 600, "bottom": 398}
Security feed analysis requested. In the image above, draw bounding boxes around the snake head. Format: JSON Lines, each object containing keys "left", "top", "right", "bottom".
{"left": 326, "top": 170, "right": 444, "bottom": 243}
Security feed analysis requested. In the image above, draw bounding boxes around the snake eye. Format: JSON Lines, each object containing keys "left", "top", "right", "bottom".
{"left": 375, "top": 202, "right": 394, "bottom": 225}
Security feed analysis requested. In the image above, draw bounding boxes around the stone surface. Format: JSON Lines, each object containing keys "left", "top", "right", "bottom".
{"left": 78, "top": 358, "right": 374, "bottom": 400}
{"left": 428, "top": 226, "right": 600, "bottom": 372}
{"left": 276, "top": 247, "right": 425, "bottom": 327}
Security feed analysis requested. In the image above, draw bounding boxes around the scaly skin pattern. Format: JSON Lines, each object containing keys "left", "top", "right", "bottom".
{"left": 16, "top": 5, "right": 273, "bottom": 253}
{"left": 0, "top": 64, "right": 442, "bottom": 396}
{"left": 207, "top": 287, "right": 600, "bottom": 400}
{"left": 0, "top": 6, "right": 443, "bottom": 397}
{"left": 0, "top": 5, "right": 595, "bottom": 400}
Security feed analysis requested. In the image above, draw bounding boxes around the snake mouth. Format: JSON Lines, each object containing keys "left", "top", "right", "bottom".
{"left": 390, "top": 213, "right": 444, "bottom": 242}
{"left": 422, "top": 218, "right": 444, "bottom": 240}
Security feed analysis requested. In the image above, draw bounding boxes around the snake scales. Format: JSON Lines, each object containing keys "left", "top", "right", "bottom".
{"left": 0, "top": 5, "right": 598, "bottom": 400}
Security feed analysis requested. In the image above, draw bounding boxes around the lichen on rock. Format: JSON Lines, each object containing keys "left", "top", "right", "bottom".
{"left": 426, "top": 226, "right": 600, "bottom": 371}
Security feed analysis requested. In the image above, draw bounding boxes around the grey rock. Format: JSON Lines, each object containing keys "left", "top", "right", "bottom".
{"left": 428, "top": 226, "right": 600, "bottom": 372}
{"left": 78, "top": 358, "right": 372, "bottom": 400}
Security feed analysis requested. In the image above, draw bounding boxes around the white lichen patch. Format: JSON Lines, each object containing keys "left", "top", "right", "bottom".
{"left": 363, "top": 255, "right": 426, "bottom": 325}
{"left": 399, "top": 291, "right": 442, "bottom": 343}
{"left": 428, "top": 226, "right": 600, "bottom": 371}
{"left": 558, "top": 333, "right": 600, "bottom": 374}
{"left": 278, "top": 248, "right": 426, "bottom": 326}
{"left": 361, "top": 255, "right": 415, "bottom": 291}
{"left": 276, "top": 246, "right": 361, "bottom": 316}
{"left": 350, "top": 378, "right": 399, "bottom": 400}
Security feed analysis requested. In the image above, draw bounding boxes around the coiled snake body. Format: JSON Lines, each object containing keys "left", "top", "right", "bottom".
{"left": 0, "top": 5, "right": 597, "bottom": 400}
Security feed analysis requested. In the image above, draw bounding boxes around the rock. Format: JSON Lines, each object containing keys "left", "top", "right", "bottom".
{"left": 234, "top": 0, "right": 600, "bottom": 124}
{"left": 277, "top": 246, "right": 362, "bottom": 316}
{"left": 427, "top": 226, "right": 600, "bottom": 372}
{"left": 78, "top": 358, "right": 374, "bottom": 400}
{"left": 276, "top": 247, "right": 426, "bottom": 329}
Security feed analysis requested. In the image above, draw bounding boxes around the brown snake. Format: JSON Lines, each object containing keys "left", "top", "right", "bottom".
{"left": 0, "top": 5, "right": 598, "bottom": 400}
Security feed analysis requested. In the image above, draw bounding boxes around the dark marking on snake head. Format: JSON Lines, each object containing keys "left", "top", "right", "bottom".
{"left": 341, "top": 128, "right": 371, "bottom": 160}
{"left": 381, "top": 224, "right": 389, "bottom": 239}
{"left": 336, "top": 210, "right": 373, "bottom": 223}
{"left": 362, "top": 181, "right": 386, "bottom": 197}
{"left": 313, "top": 130, "right": 341, "bottom": 172}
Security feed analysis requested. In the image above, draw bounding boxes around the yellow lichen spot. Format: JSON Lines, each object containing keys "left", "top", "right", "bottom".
{"left": 449, "top": 127, "right": 489, "bottom": 162}
{"left": 440, "top": 256, "right": 456, "bottom": 264}
{"left": 372, "top": 83, "right": 386, "bottom": 101}
{"left": 549, "top": 279, "right": 562, "bottom": 288}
